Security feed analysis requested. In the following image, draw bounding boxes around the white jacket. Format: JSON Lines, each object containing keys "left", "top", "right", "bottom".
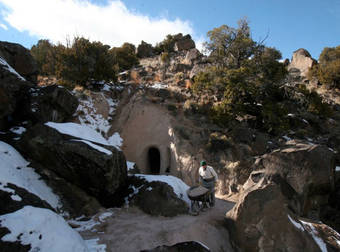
{"left": 199, "top": 165, "right": 218, "bottom": 181}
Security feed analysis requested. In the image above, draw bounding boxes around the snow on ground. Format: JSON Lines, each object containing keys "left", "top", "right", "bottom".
{"left": 0, "top": 141, "right": 61, "bottom": 209}
{"left": 134, "top": 174, "right": 190, "bottom": 205}
{"left": 0, "top": 56, "right": 25, "bottom": 81}
{"left": 76, "top": 93, "right": 118, "bottom": 136}
{"left": 0, "top": 206, "right": 89, "bottom": 252}
{"left": 9, "top": 126, "right": 26, "bottom": 135}
{"left": 85, "top": 239, "right": 106, "bottom": 252}
{"left": 45, "top": 122, "right": 122, "bottom": 150}
{"left": 300, "top": 220, "right": 328, "bottom": 252}
{"left": 68, "top": 210, "right": 114, "bottom": 233}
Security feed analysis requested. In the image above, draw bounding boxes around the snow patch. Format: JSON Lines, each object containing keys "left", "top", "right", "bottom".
{"left": 0, "top": 56, "right": 26, "bottom": 81}
{"left": 135, "top": 174, "right": 190, "bottom": 205}
{"left": 10, "top": 126, "right": 26, "bottom": 135}
{"left": 45, "top": 122, "right": 122, "bottom": 150}
{"left": 288, "top": 215, "right": 304, "bottom": 231}
{"left": 0, "top": 206, "right": 88, "bottom": 252}
{"left": 107, "top": 133, "right": 122, "bottom": 150}
{"left": 72, "top": 139, "right": 112, "bottom": 155}
{"left": 282, "top": 135, "right": 292, "bottom": 141}
{"left": 85, "top": 238, "right": 106, "bottom": 252}
{"left": 0, "top": 141, "right": 61, "bottom": 209}
{"left": 127, "top": 161, "right": 135, "bottom": 171}
{"left": 75, "top": 93, "right": 118, "bottom": 136}
{"left": 98, "top": 212, "right": 113, "bottom": 222}
{"left": 149, "top": 82, "right": 168, "bottom": 89}
{"left": 300, "top": 220, "right": 327, "bottom": 252}
{"left": 68, "top": 216, "right": 100, "bottom": 232}
{"left": 10, "top": 194, "right": 22, "bottom": 201}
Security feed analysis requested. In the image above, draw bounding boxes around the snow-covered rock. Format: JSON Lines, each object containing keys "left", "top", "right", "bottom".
{"left": 0, "top": 141, "right": 61, "bottom": 209}
{"left": 0, "top": 206, "right": 88, "bottom": 252}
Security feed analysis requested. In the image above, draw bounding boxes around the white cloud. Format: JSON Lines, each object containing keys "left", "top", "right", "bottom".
{"left": 0, "top": 23, "right": 8, "bottom": 30}
{"left": 0, "top": 0, "right": 196, "bottom": 47}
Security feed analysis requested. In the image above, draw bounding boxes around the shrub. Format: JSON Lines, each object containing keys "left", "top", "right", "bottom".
{"left": 309, "top": 45, "right": 340, "bottom": 89}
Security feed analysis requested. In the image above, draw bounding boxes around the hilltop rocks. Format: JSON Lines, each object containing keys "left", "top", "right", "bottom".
{"left": 0, "top": 41, "right": 38, "bottom": 83}
{"left": 182, "top": 48, "right": 202, "bottom": 65}
{"left": 17, "top": 124, "right": 127, "bottom": 207}
{"left": 288, "top": 48, "right": 317, "bottom": 78}
{"left": 174, "top": 34, "right": 195, "bottom": 51}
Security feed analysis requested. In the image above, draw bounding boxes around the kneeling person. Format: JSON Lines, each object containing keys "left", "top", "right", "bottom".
{"left": 199, "top": 160, "right": 218, "bottom": 207}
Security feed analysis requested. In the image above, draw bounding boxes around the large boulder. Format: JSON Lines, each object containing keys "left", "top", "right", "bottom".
{"left": 182, "top": 48, "right": 202, "bottom": 65}
{"left": 28, "top": 85, "right": 79, "bottom": 123}
{"left": 129, "top": 176, "right": 188, "bottom": 217}
{"left": 137, "top": 41, "right": 154, "bottom": 58}
{"left": 0, "top": 56, "right": 32, "bottom": 129}
{"left": 254, "top": 140, "right": 335, "bottom": 218}
{"left": 0, "top": 41, "right": 38, "bottom": 83}
{"left": 288, "top": 48, "right": 317, "bottom": 78}
{"left": 30, "top": 166, "right": 103, "bottom": 217}
{"left": 226, "top": 179, "right": 321, "bottom": 251}
{"left": 17, "top": 124, "right": 127, "bottom": 207}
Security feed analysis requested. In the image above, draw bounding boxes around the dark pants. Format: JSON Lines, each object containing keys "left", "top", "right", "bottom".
{"left": 202, "top": 179, "right": 215, "bottom": 206}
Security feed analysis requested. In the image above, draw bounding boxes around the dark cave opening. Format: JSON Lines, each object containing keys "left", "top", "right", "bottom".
{"left": 148, "top": 147, "right": 160, "bottom": 174}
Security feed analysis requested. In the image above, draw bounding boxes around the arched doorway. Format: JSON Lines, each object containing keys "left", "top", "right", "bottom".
{"left": 148, "top": 147, "right": 160, "bottom": 174}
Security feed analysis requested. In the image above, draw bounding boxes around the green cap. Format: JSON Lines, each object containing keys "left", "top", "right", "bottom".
{"left": 200, "top": 160, "right": 207, "bottom": 166}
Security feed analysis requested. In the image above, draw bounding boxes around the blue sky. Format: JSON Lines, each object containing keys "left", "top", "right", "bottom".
{"left": 0, "top": 0, "right": 339, "bottom": 60}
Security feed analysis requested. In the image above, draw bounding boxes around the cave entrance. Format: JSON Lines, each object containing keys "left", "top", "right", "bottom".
{"left": 148, "top": 147, "right": 161, "bottom": 174}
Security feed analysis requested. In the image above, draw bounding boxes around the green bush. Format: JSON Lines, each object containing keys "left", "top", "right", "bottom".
{"left": 31, "top": 37, "right": 140, "bottom": 86}
{"left": 110, "top": 42, "right": 139, "bottom": 71}
{"left": 30, "top": 39, "right": 57, "bottom": 75}
{"left": 298, "top": 85, "right": 333, "bottom": 117}
{"left": 160, "top": 52, "right": 170, "bottom": 63}
{"left": 309, "top": 45, "right": 340, "bottom": 89}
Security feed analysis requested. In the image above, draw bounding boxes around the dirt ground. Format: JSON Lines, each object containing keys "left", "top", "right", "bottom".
{"left": 79, "top": 197, "right": 236, "bottom": 252}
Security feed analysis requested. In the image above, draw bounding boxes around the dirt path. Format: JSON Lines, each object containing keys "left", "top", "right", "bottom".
{"left": 79, "top": 197, "right": 235, "bottom": 252}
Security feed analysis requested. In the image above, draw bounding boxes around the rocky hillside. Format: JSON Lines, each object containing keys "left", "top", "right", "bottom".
{"left": 0, "top": 38, "right": 340, "bottom": 252}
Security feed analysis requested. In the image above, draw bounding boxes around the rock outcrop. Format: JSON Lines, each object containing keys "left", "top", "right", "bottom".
{"left": 29, "top": 85, "right": 79, "bottom": 123}
{"left": 253, "top": 140, "right": 335, "bottom": 218}
{"left": 174, "top": 34, "right": 195, "bottom": 52}
{"left": 128, "top": 176, "right": 188, "bottom": 217}
{"left": 0, "top": 41, "right": 38, "bottom": 83}
{"left": 17, "top": 124, "right": 127, "bottom": 208}
{"left": 0, "top": 56, "right": 32, "bottom": 129}
{"left": 226, "top": 178, "right": 322, "bottom": 252}
{"left": 288, "top": 48, "right": 317, "bottom": 78}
